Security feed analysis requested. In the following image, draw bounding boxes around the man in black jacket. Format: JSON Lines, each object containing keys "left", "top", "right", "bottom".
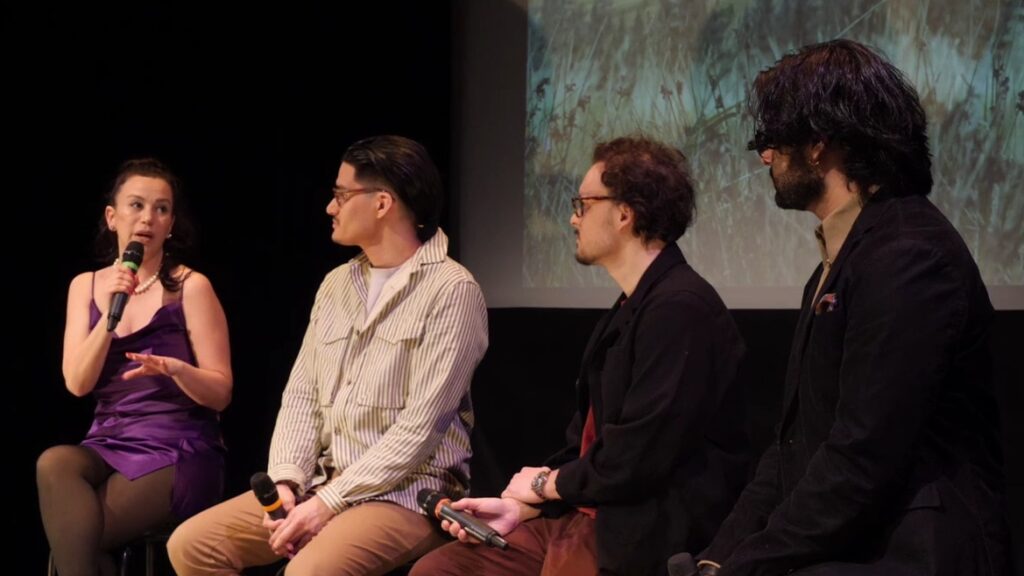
{"left": 672, "top": 39, "right": 1009, "bottom": 576}
{"left": 411, "top": 136, "right": 749, "bottom": 575}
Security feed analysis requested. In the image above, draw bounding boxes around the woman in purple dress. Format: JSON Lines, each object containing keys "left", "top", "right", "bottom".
{"left": 37, "top": 158, "right": 232, "bottom": 576}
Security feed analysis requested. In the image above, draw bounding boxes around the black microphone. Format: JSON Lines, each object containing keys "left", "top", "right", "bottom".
{"left": 667, "top": 553, "right": 719, "bottom": 576}
{"left": 250, "top": 472, "right": 287, "bottom": 520}
{"left": 416, "top": 489, "right": 509, "bottom": 550}
{"left": 667, "top": 552, "right": 699, "bottom": 576}
{"left": 107, "top": 241, "right": 145, "bottom": 332}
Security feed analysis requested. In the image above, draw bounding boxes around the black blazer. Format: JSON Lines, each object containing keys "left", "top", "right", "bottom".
{"left": 543, "top": 244, "right": 750, "bottom": 575}
{"left": 702, "top": 194, "right": 1009, "bottom": 575}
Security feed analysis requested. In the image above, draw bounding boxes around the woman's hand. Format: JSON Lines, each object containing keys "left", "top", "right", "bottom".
{"left": 123, "top": 352, "right": 186, "bottom": 379}
{"left": 94, "top": 263, "right": 138, "bottom": 316}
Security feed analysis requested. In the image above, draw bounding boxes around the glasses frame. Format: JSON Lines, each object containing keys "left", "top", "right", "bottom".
{"left": 747, "top": 132, "right": 775, "bottom": 154}
{"left": 331, "top": 186, "right": 385, "bottom": 206}
{"left": 570, "top": 195, "right": 616, "bottom": 218}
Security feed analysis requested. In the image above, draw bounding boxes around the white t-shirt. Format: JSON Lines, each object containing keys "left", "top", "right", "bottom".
{"left": 366, "top": 265, "right": 400, "bottom": 314}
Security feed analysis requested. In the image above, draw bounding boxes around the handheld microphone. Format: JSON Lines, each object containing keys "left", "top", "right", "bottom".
{"left": 667, "top": 553, "right": 720, "bottom": 576}
{"left": 416, "top": 489, "right": 509, "bottom": 550}
{"left": 250, "top": 472, "right": 287, "bottom": 520}
{"left": 667, "top": 552, "right": 699, "bottom": 576}
{"left": 107, "top": 241, "right": 145, "bottom": 332}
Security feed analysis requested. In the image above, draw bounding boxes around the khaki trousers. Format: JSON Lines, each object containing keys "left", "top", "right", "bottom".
{"left": 168, "top": 490, "right": 446, "bottom": 575}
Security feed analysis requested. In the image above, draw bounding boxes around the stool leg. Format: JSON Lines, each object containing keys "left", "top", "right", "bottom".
{"left": 120, "top": 546, "right": 132, "bottom": 576}
{"left": 146, "top": 540, "right": 155, "bottom": 576}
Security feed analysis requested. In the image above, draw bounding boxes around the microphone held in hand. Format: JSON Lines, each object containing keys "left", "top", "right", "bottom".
{"left": 667, "top": 553, "right": 719, "bottom": 576}
{"left": 251, "top": 472, "right": 287, "bottom": 520}
{"left": 416, "top": 489, "right": 509, "bottom": 550}
{"left": 107, "top": 241, "right": 145, "bottom": 332}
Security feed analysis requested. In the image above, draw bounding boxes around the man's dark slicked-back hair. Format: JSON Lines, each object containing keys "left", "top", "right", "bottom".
{"left": 343, "top": 135, "right": 443, "bottom": 242}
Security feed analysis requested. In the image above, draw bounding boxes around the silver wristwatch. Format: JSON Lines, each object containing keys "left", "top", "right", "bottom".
{"left": 530, "top": 469, "right": 550, "bottom": 500}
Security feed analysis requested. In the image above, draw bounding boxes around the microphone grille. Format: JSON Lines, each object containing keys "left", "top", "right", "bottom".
{"left": 416, "top": 488, "right": 443, "bottom": 515}
{"left": 250, "top": 472, "right": 278, "bottom": 506}
{"left": 122, "top": 241, "right": 145, "bottom": 267}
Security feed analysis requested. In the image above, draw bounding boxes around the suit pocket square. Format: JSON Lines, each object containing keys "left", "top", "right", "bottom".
{"left": 814, "top": 292, "right": 839, "bottom": 315}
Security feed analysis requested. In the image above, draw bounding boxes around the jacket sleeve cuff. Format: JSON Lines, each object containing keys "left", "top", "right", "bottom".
{"left": 267, "top": 464, "right": 308, "bottom": 496}
{"left": 531, "top": 500, "right": 571, "bottom": 518}
{"left": 550, "top": 459, "right": 582, "bottom": 502}
{"left": 313, "top": 483, "right": 350, "bottom": 514}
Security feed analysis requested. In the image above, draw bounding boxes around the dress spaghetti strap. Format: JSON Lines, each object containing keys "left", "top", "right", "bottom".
{"left": 161, "top": 269, "right": 188, "bottom": 309}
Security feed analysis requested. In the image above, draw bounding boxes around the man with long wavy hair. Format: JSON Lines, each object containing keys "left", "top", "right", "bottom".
{"left": 672, "top": 39, "right": 1009, "bottom": 576}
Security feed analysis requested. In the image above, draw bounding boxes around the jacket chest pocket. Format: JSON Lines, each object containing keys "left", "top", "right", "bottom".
{"left": 314, "top": 315, "right": 354, "bottom": 405}
{"left": 352, "top": 318, "right": 426, "bottom": 409}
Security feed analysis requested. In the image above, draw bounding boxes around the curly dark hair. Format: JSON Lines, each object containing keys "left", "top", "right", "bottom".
{"left": 747, "top": 39, "right": 932, "bottom": 197}
{"left": 96, "top": 158, "right": 194, "bottom": 292}
{"left": 592, "top": 136, "right": 696, "bottom": 244}
{"left": 343, "top": 135, "right": 443, "bottom": 243}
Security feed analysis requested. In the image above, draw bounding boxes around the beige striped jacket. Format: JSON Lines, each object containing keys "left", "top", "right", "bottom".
{"left": 268, "top": 229, "right": 488, "bottom": 514}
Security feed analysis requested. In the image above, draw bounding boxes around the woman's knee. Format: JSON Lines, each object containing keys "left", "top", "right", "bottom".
{"left": 37, "top": 445, "right": 97, "bottom": 486}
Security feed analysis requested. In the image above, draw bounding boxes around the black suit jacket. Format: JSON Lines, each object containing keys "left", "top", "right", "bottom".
{"left": 702, "top": 194, "right": 1009, "bottom": 575}
{"left": 543, "top": 244, "right": 750, "bottom": 575}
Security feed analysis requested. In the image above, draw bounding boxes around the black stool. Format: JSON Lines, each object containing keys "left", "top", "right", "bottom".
{"left": 47, "top": 526, "right": 176, "bottom": 576}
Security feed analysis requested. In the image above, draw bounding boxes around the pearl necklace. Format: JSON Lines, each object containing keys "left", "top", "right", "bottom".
{"left": 114, "top": 258, "right": 161, "bottom": 295}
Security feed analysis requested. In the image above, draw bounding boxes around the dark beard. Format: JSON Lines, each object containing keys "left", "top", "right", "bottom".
{"left": 772, "top": 152, "right": 824, "bottom": 210}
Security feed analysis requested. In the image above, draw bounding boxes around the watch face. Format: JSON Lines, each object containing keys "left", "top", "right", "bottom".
{"left": 531, "top": 471, "right": 548, "bottom": 499}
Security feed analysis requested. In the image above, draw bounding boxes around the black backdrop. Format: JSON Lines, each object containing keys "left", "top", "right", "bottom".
{"left": 8, "top": 3, "right": 1021, "bottom": 574}
{"left": 10, "top": 3, "right": 454, "bottom": 570}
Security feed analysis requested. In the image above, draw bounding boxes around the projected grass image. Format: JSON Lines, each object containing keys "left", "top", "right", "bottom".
{"left": 525, "top": 0, "right": 1023, "bottom": 291}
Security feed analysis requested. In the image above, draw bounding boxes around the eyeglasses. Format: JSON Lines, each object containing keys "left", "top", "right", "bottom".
{"left": 747, "top": 131, "right": 774, "bottom": 154}
{"left": 570, "top": 195, "right": 615, "bottom": 218}
{"left": 332, "top": 187, "right": 383, "bottom": 205}
{"left": 747, "top": 130, "right": 796, "bottom": 155}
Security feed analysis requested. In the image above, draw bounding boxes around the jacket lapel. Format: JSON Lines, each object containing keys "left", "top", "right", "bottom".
{"left": 780, "top": 267, "right": 821, "bottom": 429}
{"left": 778, "top": 196, "right": 890, "bottom": 428}
{"left": 815, "top": 192, "right": 892, "bottom": 309}
{"left": 577, "top": 244, "right": 686, "bottom": 420}
{"left": 598, "top": 244, "right": 685, "bottom": 350}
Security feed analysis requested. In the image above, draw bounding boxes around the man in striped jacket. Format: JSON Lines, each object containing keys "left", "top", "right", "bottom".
{"left": 169, "top": 135, "right": 489, "bottom": 575}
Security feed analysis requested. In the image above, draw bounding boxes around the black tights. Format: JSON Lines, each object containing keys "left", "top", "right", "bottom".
{"left": 37, "top": 445, "right": 176, "bottom": 576}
